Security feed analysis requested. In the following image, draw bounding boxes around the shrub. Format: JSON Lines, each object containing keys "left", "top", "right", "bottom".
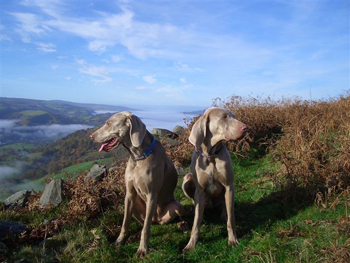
{"left": 212, "top": 93, "right": 350, "bottom": 193}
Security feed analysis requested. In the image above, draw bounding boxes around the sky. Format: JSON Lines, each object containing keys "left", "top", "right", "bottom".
{"left": 0, "top": 0, "right": 349, "bottom": 107}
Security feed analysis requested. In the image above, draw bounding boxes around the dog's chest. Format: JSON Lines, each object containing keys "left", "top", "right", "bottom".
{"left": 198, "top": 162, "right": 223, "bottom": 196}
{"left": 127, "top": 164, "right": 152, "bottom": 201}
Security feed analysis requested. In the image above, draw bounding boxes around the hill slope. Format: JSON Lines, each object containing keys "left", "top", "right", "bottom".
{"left": 0, "top": 97, "right": 136, "bottom": 126}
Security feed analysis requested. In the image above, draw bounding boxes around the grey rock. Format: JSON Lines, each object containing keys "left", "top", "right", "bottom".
{"left": 172, "top": 125, "right": 185, "bottom": 136}
{"left": 151, "top": 128, "right": 178, "bottom": 139}
{"left": 175, "top": 166, "right": 189, "bottom": 176}
{"left": 0, "top": 221, "right": 28, "bottom": 241}
{"left": 85, "top": 164, "right": 107, "bottom": 181}
{"left": 4, "top": 190, "right": 30, "bottom": 209}
{"left": 39, "top": 179, "right": 64, "bottom": 207}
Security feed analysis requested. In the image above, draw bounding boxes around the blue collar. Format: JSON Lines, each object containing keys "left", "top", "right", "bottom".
{"left": 131, "top": 138, "right": 157, "bottom": 161}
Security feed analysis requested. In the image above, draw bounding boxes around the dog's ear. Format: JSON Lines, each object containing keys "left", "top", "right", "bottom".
{"left": 127, "top": 115, "right": 146, "bottom": 147}
{"left": 189, "top": 114, "right": 208, "bottom": 149}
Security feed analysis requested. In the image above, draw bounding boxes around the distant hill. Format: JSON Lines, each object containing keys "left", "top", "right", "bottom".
{"left": 0, "top": 97, "right": 137, "bottom": 126}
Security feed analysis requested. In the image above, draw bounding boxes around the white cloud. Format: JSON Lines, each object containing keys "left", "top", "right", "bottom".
{"left": 0, "top": 166, "right": 21, "bottom": 181}
{"left": 174, "top": 62, "right": 202, "bottom": 72}
{"left": 75, "top": 58, "right": 86, "bottom": 65}
{"left": 0, "top": 120, "right": 19, "bottom": 129}
{"left": 0, "top": 122, "right": 92, "bottom": 142}
{"left": 11, "top": 12, "right": 46, "bottom": 35}
{"left": 180, "top": 78, "right": 186, "bottom": 83}
{"left": 0, "top": 24, "right": 12, "bottom": 42}
{"left": 143, "top": 75, "right": 157, "bottom": 84}
{"left": 79, "top": 64, "right": 112, "bottom": 83}
{"left": 136, "top": 86, "right": 145, "bottom": 90}
{"left": 111, "top": 55, "right": 121, "bottom": 63}
{"left": 36, "top": 42, "right": 57, "bottom": 52}
{"left": 0, "top": 34, "right": 11, "bottom": 42}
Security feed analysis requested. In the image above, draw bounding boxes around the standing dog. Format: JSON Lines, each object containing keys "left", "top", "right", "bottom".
{"left": 90, "top": 112, "right": 185, "bottom": 256}
{"left": 182, "top": 107, "right": 247, "bottom": 251}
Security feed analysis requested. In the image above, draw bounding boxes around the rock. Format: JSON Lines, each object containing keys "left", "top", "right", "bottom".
{"left": 85, "top": 164, "right": 107, "bottom": 181}
{"left": 151, "top": 128, "right": 178, "bottom": 139}
{"left": 39, "top": 179, "right": 64, "bottom": 207}
{"left": 175, "top": 166, "right": 189, "bottom": 176}
{"left": 4, "top": 190, "right": 30, "bottom": 209}
{"left": 172, "top": 125, "right": 185, "bottom": 136}
{"left": 0, "top": 221, "right": 28, "bottom": 241}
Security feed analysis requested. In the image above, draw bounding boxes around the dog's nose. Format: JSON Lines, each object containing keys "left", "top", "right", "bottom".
{"left": 89, "top": 134, "right": 95, "bottom": 141}
{"left": 242, "top": 125, "right": 248, "bottom": 132}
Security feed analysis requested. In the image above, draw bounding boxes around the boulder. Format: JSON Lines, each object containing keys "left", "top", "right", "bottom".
{"left": 39, "top": 179, "right": 64, "bottom": 207}
{"left": 4, "top": 190, "right": 30, "bottom": 209}
{"left": 151, "top": 128, "right": 178, "bottom": 139}
{"left": 85, "top": 164, "right": 107, "bottom": 181}
{"left": 172, "top": 125, "right": 185, "bottom": 136}
{"left": 0, "top": 221, "right": 28, "bottom": 241}
{"left": 175, "top": 166, "right": 189, "bottom": 176}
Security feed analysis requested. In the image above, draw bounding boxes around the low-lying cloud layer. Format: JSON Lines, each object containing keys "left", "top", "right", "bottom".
{"left": 0, "top": 120, "right": 92, "bottom": 144}
{"left": 0, "top": 165, "right": 21, "bottom": 180}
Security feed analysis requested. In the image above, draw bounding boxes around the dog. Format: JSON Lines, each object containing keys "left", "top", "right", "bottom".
{"left": 90, "top": 111, "right": 186, "bottom": 256}
{"left": 182, "top": 107, "right": 247, "bottom": 251}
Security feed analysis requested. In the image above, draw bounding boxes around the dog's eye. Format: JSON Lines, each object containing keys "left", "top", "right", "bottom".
{"left": 106, "top": 122, "right": 111, "bottom": 127}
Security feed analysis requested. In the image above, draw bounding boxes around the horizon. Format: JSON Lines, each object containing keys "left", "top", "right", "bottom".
{"left": 0, "top": 0, "right": 349, "bottom": 107}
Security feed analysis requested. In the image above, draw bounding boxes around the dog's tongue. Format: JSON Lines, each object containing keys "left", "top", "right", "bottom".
{"left": 99, "top": 142, "right": 109, "bottom": 152}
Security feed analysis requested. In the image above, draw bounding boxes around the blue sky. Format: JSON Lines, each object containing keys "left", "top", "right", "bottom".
{"left": 0, "top": 0, "right": 349, "bottom": 107}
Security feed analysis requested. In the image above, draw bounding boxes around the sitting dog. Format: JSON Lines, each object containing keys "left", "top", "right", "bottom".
{"left": 182, "top": 107, "right": 247, "bottom": 251}
{"left": 90, "top": 111, "right": 186, "bottom": 256}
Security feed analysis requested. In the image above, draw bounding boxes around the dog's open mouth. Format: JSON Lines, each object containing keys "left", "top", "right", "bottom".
{"left": 99, "top": 137, "right": 119, "bottom": 152}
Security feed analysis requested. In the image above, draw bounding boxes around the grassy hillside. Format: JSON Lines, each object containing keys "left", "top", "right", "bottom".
{"left": 0, "top": 94, "right": 349, "bottom": 262}
{"left": 0, "top": 97, "right": 136, "bottom": 126}
{"left": 0, "top": 128, "right": 127, "bottom": 199}
{"left": 1, "top": 154, "right": 348, "bottom": 262}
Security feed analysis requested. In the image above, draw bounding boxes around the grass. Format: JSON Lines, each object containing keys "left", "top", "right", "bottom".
{"left": 20, "top": 110, "right": 47, "bottom": 117}
{"left": 35, "top": 158, "right": 114, "bottom": 184}
{"left": 2, "top": 154, "right": 348, "bottom": 262}
{"left": 0, "top": 158, "right": 115, "bottom": 201}
{"left": 0, "top": 143, "right": 36, "bottom": 151}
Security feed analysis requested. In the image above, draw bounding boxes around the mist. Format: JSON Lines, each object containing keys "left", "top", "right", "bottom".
{"left": 0, "top": 120, "right": 92, "bottom": 144}
{"left": 0, "top": 165, "right": 21, "bottom": 180}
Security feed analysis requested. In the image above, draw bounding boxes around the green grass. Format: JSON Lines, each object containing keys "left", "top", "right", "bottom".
{"left": 1, "top": 155, "right": 349, "bottom": 262}
{"left": 35, "top": 158, "right": 114, "bottom": 184}
{"left": 20, "top": 110, "right": 47, "bottom": 116}
{"left": 0, "top": 143, "right": 36, "bottom": 151}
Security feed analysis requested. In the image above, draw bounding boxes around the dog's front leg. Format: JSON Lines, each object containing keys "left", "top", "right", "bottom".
{"left": 183, "top": 187, "right": 205, "bottom": 251}
{"left": 116, "top": 188, "right": 136, "bottom": 245}
{"left": 137, "top": 192, "right": 158, "bottom": 257}
{"left": 225, "top": 184, "right": 239, "bottom": 246}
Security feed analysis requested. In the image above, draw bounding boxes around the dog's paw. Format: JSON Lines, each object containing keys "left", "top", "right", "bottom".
{"left": 114, "top": 235, "right": 126, "bottom": 247}
{"left": 177, "top": 220, "right": 189, "bottom": 233}
{"left": 183, "top": 241, "right": 196, "bottom": 252}
{"left": 228, "top": 237, "right": 239, "bottom": 247}
{"left": 136, "top": 246, "right": 148, "bottom": 257}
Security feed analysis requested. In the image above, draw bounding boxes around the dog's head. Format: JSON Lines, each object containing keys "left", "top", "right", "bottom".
{"left": 90, "top": 111, "right": 146, "bottom": 152}
{"left": 189, "top": 107, "right": 247, "bottom": 150}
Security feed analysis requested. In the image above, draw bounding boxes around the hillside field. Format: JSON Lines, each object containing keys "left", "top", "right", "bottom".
{"left": 0, "top": 94, "right": 349, "bottom": 262}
